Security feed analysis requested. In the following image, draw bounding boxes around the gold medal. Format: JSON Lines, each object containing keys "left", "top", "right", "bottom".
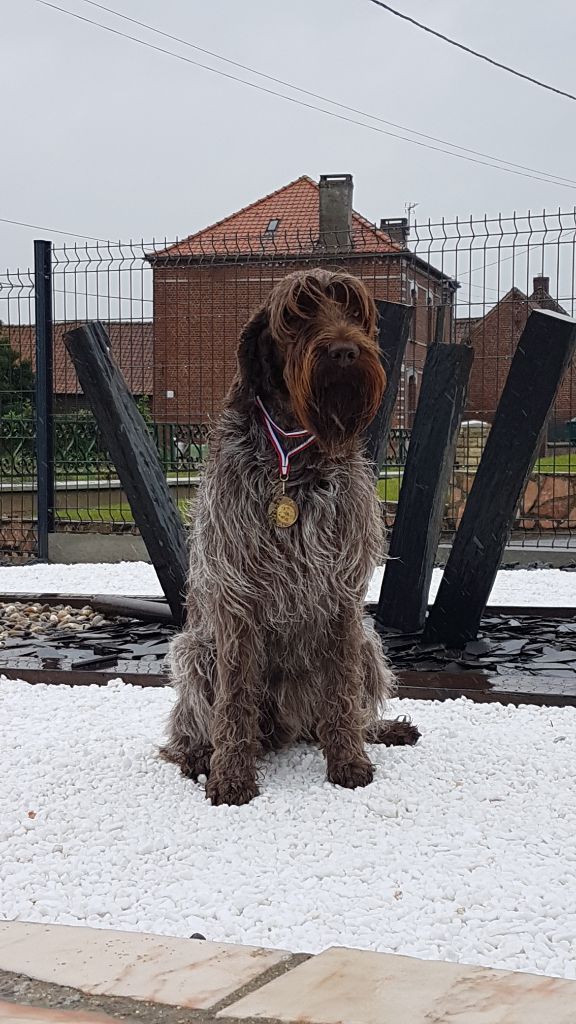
{"left": 257, "top": 398, "right": 314, "bottom": 530}
{"left": 268, "top": 494, "right": 299, "bottom": 528}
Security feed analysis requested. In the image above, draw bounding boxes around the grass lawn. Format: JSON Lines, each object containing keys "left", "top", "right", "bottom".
{"left": 55, "top": 499, "right": 192, "bottom": 524}
{"left": 55, "top": 506, "right": 135, "bottom": 524}
{"left": 534, "top": 453, "right": 576, "bottom": 472}
{"left": 377, "top": 476, "right": 402, "bottom": 502}
{"left": 56, "top": 481, "right": 403, "bottom": 524}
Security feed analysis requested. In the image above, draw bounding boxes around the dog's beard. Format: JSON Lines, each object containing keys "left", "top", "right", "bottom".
{"left": 288, "top": 352, "right": 386, "bottom": 453}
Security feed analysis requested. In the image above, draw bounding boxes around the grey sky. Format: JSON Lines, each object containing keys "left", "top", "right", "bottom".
{"left": 1, "top": 0, "right": 575, "bottom": 272}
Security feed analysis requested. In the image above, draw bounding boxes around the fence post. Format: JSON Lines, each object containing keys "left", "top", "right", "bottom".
{"left": 34, "top": 239, "right": 54, "bottom": 560}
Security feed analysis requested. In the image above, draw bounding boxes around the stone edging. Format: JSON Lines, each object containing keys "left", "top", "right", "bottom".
{"left": 0, "top": 921, "right": 575, "bottom": 1024}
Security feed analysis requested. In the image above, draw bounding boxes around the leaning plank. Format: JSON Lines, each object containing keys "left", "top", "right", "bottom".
{"left": 364, "top": 299, "right": 413, "bottom": 475}
{"left": 375, "top": 342, "right": 473, "bottom": 634}
{"left": 425, "top": 308, "right": 576, "bottom": 647}
{"left": 64, "top": 322, "right": 188, "bottom": 624}
{"left": 89, "top": 596, "right": 174, "bottom": 624}
{"left": 0, "top": 592, "right": 172, "bottom": 623}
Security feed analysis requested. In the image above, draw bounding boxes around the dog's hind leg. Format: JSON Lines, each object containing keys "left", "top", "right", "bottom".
{"left": 159, "top": 630, "right": 215, "bottom": 780}
{"left": 360, "top": 626, "right": 421, "bottom": 747}
{"left": 365, "top": 718, "right": 421, "bottom": 746}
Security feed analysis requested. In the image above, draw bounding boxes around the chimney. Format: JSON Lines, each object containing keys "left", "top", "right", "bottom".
{"left": 318, "top": 174, "right": 353, "bottom": 251}
{"left": 533, "top": 275, "right": 550, "bottom": 297}
{"left": 380, "top": 217, "right": 410, "bottom": 248}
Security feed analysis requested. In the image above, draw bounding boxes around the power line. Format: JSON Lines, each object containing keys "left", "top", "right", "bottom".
{"left": 75, "top": 0, "right": 576, "bottom": 187}
{"left": 0, "top": 215, "right": 106, "bottom": 241}
{"left": 37, "top": 0, "right": 576, "bottom": 190}
{"left": 367, "top": 0, "right": 576, "bottom": 103}
{"left": 51, "top": 286, "right": 154, "bottom": 304}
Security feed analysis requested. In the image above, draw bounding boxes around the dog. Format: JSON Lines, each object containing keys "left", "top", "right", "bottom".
{"left": 161, "top": 268, "right": 420, "bottom": 806}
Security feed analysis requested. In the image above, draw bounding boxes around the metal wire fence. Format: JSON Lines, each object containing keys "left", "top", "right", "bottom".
{"left": 2, "top": 205, "right": 576, "bottom": 560}
{"left": 0, "top": 268, "right": 37, "bottom": 561}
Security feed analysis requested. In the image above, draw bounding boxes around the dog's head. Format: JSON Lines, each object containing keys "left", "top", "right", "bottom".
{"left": 235, "top": 269, "right": 386, "bottom": 451}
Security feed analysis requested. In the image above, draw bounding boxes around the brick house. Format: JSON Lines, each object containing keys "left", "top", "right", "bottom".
{"left": 6, "top": 321, "right": 153, "bottom": 412}
{"left": 458, "top": 277, "right": 573, "bottom": 435}
{"left": 146, "top": 174, "right": 456, "bottom": 428}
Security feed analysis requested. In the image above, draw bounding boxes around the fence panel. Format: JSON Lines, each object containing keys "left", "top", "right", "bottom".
{"left": 5, "top": 206, "right": 576, "bottom": 559}
{"left": 48, "top": 214, "right": 576, "bottom": 547}
{"left": 0, "top": 268, "right": 38, "bottom": 562}
{"left": 409, "top": 210, "right": 576, "bottom": 545}
{"left": 47, "top": 232, "right": 428, "bottom": 532}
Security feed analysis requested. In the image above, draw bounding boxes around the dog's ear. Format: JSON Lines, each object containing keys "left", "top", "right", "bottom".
{"left": 236, "top": 306, "right": 286, "bottom": 398}
{"left": 236, "top": 307, "right": 269, "bottom": 396}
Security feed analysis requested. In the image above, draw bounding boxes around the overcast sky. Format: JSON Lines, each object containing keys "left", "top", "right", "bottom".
{"left": 2, "top": 0, "right": 575, "bottom": 272}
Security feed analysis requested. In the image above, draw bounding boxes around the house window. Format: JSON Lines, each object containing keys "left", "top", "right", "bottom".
{"left": 407, "top": 372, "right": 417, "bottom": 428}
{"left": 265, "top": 218, "right": 280, "bottom": 234}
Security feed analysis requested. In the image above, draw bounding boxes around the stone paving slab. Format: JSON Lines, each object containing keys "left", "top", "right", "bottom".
{"left": 2, "top": 924, "right": 576, "bottom": 1024}
{"left": 0, "top": 924, "right": 288, "bottom": 1011}
{"left": 219, "top": 946, "right": 576, "bottom": 1024}
{"left": 0, "top": 1002, "right": 117, "bottom": 1024}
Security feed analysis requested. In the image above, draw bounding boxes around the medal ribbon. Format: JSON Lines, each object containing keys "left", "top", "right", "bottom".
{"left": 256, "top": 396, "right": 316, "bottom": 478}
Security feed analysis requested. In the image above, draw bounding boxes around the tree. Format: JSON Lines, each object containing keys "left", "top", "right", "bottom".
{"left": 0, "top": 325, "right": 35, "bottom": 416}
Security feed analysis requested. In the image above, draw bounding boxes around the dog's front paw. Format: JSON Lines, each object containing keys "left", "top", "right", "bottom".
{"left": 327, "top": 757, "right": 374, "bottom": 790}
{"left": 206, "top": 774, "right": 259, "bottom": 807}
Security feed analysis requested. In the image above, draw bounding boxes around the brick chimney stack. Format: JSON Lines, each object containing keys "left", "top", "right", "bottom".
{"left": 318, "top": 174, "right": 353, "bottom": 251}
{"left": 380, "top": 218, "right": 410, "bottom": 248}
{"left": 533, "top": 275, "right": 550, "bottom": 297}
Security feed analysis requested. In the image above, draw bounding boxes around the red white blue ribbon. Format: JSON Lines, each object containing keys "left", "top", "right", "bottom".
{"left": 256, "top": 396, "right": 316, "bottom": 478}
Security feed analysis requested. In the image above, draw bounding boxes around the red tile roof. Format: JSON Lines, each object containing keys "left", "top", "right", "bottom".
{"left": 7, "top": 321, "right": 153, "bottom": 396}
{"left": 150, "top": 176, "right": 400, "bottom": 259}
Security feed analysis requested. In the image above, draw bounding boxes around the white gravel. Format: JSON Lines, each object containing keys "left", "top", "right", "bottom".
{"left": 0, "top": 562, "right": 164, "bottom": 598}
{"left": 1, "top": 561, "right": 575, "bottom": 606}
{"left": 1, "top": 678, "right": 576, "bottom": 979}
{"left": 366, "top": 566, "right": 576, "bottom": 606}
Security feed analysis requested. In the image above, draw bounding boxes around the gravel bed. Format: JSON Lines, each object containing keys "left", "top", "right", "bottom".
{"left": 0, "top": 602, "right": 112, "bottom": 644}
{"left": 1, "top": 680, "right": 576, "bottom": 979}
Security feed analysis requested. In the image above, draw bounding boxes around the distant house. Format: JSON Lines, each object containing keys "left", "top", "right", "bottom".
{"left": 458, "top": 277, "right": 571, "bottom": 435}
{"left": 146, "top": 174, "right": 456, "bottom": 427}
{"left": 7, "top": 321, "right": 153, "bottom": 412}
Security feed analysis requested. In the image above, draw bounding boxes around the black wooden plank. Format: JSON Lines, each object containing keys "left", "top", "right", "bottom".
{"left": 426, "top": 308, "right": 576, "bottom": 647}
{"left": 0, "top": 667, "right": 169, "bottom": 687}
{"left": 375, "top": 342, "right": 473, "bottom": 634}
{"left": 6, "top": 666, "right": 576, "bottom": 709}
{"left": 88, "top": 595, "right": 174, "bottom": 624}
{"left": 396, "top": 683, "right": 576, "bottom": 709}
{"left": 64, "top": 322, "right": 188, "bottom": 624}
{"left": 364, "top": 299, "right": 413, "bottom": 475}
{"left": 365, "top": 602, "right": 576, "bottom": 620}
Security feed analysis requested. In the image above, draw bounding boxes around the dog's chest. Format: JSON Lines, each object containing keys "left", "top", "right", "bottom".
{"left": 257, "top": 468, "right": 379, "bottom": 598}
{"left": 265, "top": 469, "right": 349, "bottom": 534}
{"left": 201, "top": 437, "right": 382, "bottom": 618}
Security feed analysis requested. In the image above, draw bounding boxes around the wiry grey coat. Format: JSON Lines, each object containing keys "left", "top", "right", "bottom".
{"left": 161, "top": 269, "right": 419, "bottom": 806}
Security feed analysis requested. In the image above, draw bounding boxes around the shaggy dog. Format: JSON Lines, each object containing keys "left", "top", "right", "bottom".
{"left": 161, "top": 268, "right": 420, "bottom": 805}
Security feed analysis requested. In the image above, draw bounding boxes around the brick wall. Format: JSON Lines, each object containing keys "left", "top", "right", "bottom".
{"left": 464, "top": 289, "right": 576, "bottom": 433}
{"left": 151, "top": 256, "right": 446, "bottom": 427}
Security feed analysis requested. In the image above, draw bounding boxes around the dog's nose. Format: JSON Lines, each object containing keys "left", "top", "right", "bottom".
{"left": 328, "top": 340, "right": 360, "bottom": 366}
